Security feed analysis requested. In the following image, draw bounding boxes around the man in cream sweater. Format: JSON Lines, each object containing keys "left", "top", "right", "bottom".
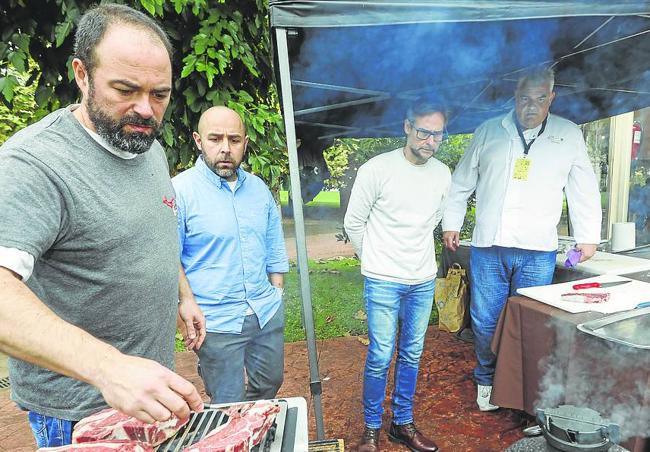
{"left": 344, "top": 101, "right": 451, "bottom": 452}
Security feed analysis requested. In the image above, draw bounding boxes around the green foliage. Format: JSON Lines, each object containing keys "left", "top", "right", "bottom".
{"left": 0, "top": 0, "right": 287, "bottom": 190}
{"left": 323, "top": 137, "right": 404, "bottom": 189}
{"left": 0, "top": 65, "right": 40, "bottom": 145}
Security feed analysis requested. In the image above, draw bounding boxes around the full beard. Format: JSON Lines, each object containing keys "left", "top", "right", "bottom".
{"left": 86, "top": 89, "right": 161, "bottom": 155}
{"left": 203, "top": 153, "right": 238, "bottom": 179}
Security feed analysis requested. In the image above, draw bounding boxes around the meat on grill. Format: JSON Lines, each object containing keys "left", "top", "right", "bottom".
{"left": 560, "top": 292, "right": 611, "bottom": 303}
{"left": 72, "top": 408, "right": 188, "bottom": 446}
{"left": 183, "top": 401, "right": 280, "bottom": 452}
{"left": 37, "top": 440, "right": 154, "bottom": 451}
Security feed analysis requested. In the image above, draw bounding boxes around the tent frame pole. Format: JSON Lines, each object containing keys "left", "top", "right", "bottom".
{"left": 275, "top": 26, "right": 326, "bottom": 441}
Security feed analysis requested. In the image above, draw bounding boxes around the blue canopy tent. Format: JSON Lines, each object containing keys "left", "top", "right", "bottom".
{"left": 268, "top": 0, "right": 650, "bottom": 438}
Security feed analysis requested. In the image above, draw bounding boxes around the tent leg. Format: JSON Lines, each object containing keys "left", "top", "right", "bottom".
{"left": 275, "top": 27, "right": 326, "bottom": 441}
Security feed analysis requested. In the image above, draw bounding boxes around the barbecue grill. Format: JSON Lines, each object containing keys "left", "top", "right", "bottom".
{"left": 536, "top": 405, "right": 620, "bottom": 452}
{"left": 155, "top": 397, "right": 308, "bottom": 452}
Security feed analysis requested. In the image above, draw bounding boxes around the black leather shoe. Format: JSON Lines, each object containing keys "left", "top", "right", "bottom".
{"left": 388, "top": 422, "right": 439, "bottom": 452}
{"left": 358, "top": 427, "right": 380, "bottom": 452}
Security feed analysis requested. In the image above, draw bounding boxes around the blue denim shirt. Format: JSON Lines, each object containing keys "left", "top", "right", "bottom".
{"left": 173, "top": 157, "right": 289, "bottom": 333}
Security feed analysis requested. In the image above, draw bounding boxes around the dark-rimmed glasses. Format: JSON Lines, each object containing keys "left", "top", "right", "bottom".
{"left": 409, "top": 121, "right": 448, "bottom": 142}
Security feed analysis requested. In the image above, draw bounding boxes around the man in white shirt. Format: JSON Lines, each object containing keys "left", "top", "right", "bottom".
{"left": 442, "top": 66, "right": 601, "bottom": 411}
{"left": 345, "top": 100, "right": 451, "bottom": 452}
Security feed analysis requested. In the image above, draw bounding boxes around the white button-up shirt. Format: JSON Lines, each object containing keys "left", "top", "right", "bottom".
{"left": 442, "top": 111, "right": 602, "bottom": 251}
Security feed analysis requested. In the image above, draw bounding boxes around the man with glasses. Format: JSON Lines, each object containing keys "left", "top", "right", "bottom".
{"left": 344, "top": 100, "right": 450, "bottom": 452}
{"left": 442, "top": 66, "right": 601, "bottom": 412}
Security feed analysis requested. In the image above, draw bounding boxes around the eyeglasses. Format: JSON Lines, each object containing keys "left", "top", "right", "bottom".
{"left": 409, "top": 122, "right": 448, "bottom": 142}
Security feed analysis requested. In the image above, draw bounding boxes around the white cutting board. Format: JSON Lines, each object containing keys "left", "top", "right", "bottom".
{"left": 555, "top": 251, "right": 650, "bottom": 275}
{"left": 517, "top": 274, "right": 650, "bottom": 314}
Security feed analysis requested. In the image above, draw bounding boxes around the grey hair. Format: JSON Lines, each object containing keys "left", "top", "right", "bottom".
{"left": 517, "top": 66, "right": 555, "bottom": 92}
{"left": 73, "top": 3, "right": 173, "bottom": 77}
{"left": 406, "top": 99, "right": 448, "bottom": 124}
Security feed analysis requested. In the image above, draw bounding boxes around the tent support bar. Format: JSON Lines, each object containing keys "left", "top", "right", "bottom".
{"left": 295, "top": 94, "right": 390, "bottom": 116}
{"left": 295, "top": 120, "right": 359, "bottom": 131}
{"left": 293, "top": 79, "right": 388, "bottom": 96}
{"left": 275, "top": 26, "right": 326, "bottom": 441}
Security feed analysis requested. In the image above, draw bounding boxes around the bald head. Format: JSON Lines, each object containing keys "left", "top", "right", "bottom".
{"left": 193, "top": 106, "right": 249, "bottom": 182}
{"left": 197, "top": 106, "right": 246, "bottom": 137}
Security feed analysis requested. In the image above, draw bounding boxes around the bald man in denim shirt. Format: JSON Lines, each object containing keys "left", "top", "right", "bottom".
{"left": 174, "top": 106, "right": 289, "bottom": 403}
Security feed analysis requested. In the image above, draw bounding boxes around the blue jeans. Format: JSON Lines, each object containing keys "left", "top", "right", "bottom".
{"left": 28, "top": 411, "right": 75, "bottom": 448}
{"left": 196, "top": 304, "right": 284, "bottom": 404}
{"left": 362, "top": 276, "right": 435, "bottom": 429}
{"left": 470, "top": 246, "right": 556, "bottom": 386}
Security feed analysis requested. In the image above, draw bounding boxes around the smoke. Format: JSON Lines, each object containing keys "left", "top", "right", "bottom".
{"left": 536, "top": 317, "right": 650, "bottom": 443}
{"left": 286, "top": 14, "right": 650, "bottom": 138}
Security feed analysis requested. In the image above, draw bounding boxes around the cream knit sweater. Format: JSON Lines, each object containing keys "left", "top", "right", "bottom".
{"left": 344, "top": 148, "right": 451, "bottom": 284}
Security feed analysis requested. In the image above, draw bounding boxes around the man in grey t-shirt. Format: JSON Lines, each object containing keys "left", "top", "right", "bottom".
{"left": 0, "top": 4, "right": 204, "bottom": 448}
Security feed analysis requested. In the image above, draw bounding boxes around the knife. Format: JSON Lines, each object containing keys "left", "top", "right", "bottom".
{"left": 572, "top": 280, "right": 632, "bottom": 290}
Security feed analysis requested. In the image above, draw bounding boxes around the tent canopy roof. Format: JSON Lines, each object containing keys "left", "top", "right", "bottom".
{"left": 269, "top": 1, "right": 650, "bottom": 140}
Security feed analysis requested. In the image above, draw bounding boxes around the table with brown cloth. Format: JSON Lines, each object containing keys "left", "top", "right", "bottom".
{"left": 491, "top": 294, "right": 650, "bottom": 452}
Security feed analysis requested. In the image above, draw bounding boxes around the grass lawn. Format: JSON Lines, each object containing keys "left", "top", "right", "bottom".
{"left": 279, "top": 190, "right": 340, "bottom": 208}
{"left": 284, "top": 257, "right": 366, "bottom": 342}
{"left": 284, "top": 257, "right": 440, "bottom": 343}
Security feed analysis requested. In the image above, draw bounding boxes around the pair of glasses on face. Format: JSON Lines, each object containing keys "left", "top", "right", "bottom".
{"left": 409, "top": 121, "right": 448, "bottom": 142}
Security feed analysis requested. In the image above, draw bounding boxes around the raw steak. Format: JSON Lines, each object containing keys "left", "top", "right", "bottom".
{"left": 183, "top": 401, "right": 280, "bottom": 452}
{"left": 72, "top": 408, "right": 188, "bottom": 446}
{"left": 560, "top": 292, "right": 611, "bottom": 303}
{"left": 37, "top": 440, "right": 153, "bottom": 451}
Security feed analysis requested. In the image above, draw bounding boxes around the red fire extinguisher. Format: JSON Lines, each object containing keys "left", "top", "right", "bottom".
{"left": 631, "top": 120, "right": 643, "bottom": 160}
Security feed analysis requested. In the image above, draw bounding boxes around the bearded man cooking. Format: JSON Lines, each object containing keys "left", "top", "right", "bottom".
{"left": 0, "top": 4, "right": 204, "bottom": 448}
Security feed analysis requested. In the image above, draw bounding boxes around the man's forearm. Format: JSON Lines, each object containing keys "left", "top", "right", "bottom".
{"left": 178, "top": 265, "right": 194, "bottom": 303}
{"left": 0, "top": 267, "right": 121, "bottom": 388}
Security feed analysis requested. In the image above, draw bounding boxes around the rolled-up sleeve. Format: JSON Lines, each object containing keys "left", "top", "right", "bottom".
{"left": 265, "top": 190, "right": 289, "bottom": 274}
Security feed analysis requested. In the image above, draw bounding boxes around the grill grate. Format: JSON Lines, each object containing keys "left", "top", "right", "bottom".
{"left": 309, "top": 439, "right": 345, "bottom": 451}
{"left": 0, "top": 377, "right": 9, "bottom": 390}
{"left": 156, "top": 400, "right": 286, "bottom": 452}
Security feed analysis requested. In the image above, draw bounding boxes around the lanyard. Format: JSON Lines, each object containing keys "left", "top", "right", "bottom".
{"left": 516, "top": 116, "right": 548, "bottom": 157}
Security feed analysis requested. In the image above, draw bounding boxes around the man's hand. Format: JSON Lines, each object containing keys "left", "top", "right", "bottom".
{"left": 442, "top": 231, "right": 461, "bottom": 251}
{"left": 575, "top": 243, "right": 598, "bottom": 262}
{"left": 96, "top": 353, "right": 204, "bottom": 423}
{"left": 178, "top": 296, "right": 206, "bottom": 351}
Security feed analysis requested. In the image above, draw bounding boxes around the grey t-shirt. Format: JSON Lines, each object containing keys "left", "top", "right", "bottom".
{"left": 0, "top": 107, "right": 179, "bottom": 420}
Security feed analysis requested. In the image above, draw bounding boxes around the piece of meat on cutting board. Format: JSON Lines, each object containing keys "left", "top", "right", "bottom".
{"left": 560, "top": 292, "right": 610, "bottom": 303}
{"left": 72, "top": 408, "right": 188, "bottom": 446}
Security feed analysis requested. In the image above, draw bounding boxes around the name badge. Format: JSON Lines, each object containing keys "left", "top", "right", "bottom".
{"left": 513, "top": 158, "right": 531, "bottom": 180}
